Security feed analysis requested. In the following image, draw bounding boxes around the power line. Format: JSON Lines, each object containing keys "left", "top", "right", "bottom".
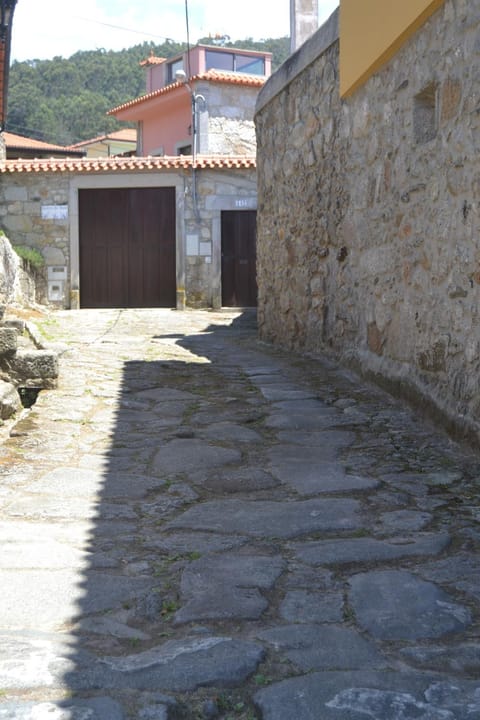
{"left": 72, "top": 15, "right": 176, "bottom": 43}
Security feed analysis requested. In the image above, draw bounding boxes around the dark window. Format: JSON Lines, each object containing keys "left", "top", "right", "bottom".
{"left": 177, "top": 144, "right": 192, "bottom": 155}
{"left": 206, "top": 50, "right": 234, "bottom": 71}
{"left": 235, "top": 54, "right": 265, "bottom": 75}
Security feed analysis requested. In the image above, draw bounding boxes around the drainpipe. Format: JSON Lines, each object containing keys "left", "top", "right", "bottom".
{"left": 175, "top": 70, "right": 206, "bottom": 223}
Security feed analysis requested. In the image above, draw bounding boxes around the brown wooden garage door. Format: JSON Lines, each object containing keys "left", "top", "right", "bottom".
{"left": 221, "top": 210, "right": 257, "bottom": 307}
{"left": 79, "top": 187, "right": 176, "bottom": 308}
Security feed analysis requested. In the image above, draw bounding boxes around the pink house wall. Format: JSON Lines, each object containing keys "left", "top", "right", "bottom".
{"left": 142, "top": 97, "right": 192, "bottom": 156}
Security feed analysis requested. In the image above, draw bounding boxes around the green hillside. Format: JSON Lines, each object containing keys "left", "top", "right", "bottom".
{"left": 7, "top": 37, "right": 289, "bottom": 146}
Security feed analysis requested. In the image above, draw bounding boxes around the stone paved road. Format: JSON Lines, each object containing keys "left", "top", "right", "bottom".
{"left": 0, "top": 308, "right": 479, "bottom": 720}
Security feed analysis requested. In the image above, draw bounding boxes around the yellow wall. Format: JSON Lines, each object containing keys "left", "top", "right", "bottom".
{"left": 340, "top": 0, "right": 445, "bottom": 97}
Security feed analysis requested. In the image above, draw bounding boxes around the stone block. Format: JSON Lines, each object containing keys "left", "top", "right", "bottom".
{"left": 10, "top": 349, "right": 59, "bottom": 387}
{"left": 0, "top": 379, "right": 21, "bottom": 419}
{"left": 0, "top": 327, "right": 18, "bottom": 356}
{"left": 4, "top": 186, "right": 28, "bottom": 202}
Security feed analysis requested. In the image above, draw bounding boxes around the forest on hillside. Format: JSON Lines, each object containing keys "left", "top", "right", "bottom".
{"left": 7, "top": 37, "right": 289, "bottom": 146}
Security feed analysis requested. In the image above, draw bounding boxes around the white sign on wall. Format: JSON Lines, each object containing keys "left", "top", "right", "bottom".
{"left": 41, "top": 205, "right": 68, "bottom": 220}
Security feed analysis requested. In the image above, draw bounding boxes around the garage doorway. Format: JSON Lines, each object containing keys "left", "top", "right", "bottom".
{"left": 79, "top": 187, "right": 176, "bottom": 308}
{"left": 221, "top": 210, "right": 257, "bottom": 307}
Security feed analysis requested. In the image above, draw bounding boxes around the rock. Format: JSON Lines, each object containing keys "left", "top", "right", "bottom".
{"left": 6, "top": 349, "right": 59, "bottom": 388}
{"left": 401, "top": 643, "right": 480, "bottom": 673}
{"left": 0, "top": 698, "right": 124, "bottom": 719}
{"left": 254, "top": 671, "right": 480, "bottom": 720}
{"left": 98, "top": 636, "right": 265, "bottom": 691}
{"left": 349, "top": 570, "right": 472, "bottom": 639}
{"left": 0, "top": 633, "right": 75, "bottom": 690}
{"left": 144, "top": 531, "right": 247, "bottom": 554}
{"left": 152, "top": 438, "right": 241, "bottom": 476}
{"left": 258, "top": 624, "right": 386, "bottom": 671}
{"left": 202, "top": 468, "right": 279, "bottom": 493}
{"left": 200, "top": 421, "right": 263, "bottom": 443}
{"left": 268, "top": 450, "right": 378, "bottom": 495}
{"left": 279, "top": 590, "right": 344, "bottom": 623}
{"left": 377, "top": 509, "right": 433, "bottom": 533}
{"left": 290, "top": 533, "right": 450, "bottom": 566}
{"left": 167, "top": 498, "right": 362, "bottom": 538}
{"left": 0, "top": 378, "right": 21, "bottom": 419}
{"left": 0, "top": 327, "right": 18, "bottom": 355}
{"left": 174, "top": 553, "right": 285, "bottom": 623}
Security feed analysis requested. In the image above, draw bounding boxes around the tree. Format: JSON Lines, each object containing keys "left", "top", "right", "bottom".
{"left": 7, "top": 37, "right": 290, "bottom": 144}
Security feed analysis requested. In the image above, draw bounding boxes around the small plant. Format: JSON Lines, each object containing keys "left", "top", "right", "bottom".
{"left": 161, "top": 599, "right": 179, "bottom": 619}
{"left": 253, "top": 674, "right": 270, "bottom": 686}
{"left": 12, "top": 245, "right": 45, "bottom": 269}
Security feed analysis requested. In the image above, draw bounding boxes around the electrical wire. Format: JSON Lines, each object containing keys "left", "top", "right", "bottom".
{"left": 73, "top": 16, "right": 175, "bottom": 43}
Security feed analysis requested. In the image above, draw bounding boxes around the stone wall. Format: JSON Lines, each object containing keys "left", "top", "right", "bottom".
{"left": 184, "top": 167, "right": 257, "bottom": 307}
{"left": 255, "top": 1, "right": 480, "bottom": 441}
{"left": 197, "top": 81, "right": 259, "bottom": 155}
{"left": 0, "top": 233, "right": 36, "bottom": 306}
{"left": 0, "top": 173, "right": 70, "bottom": 305}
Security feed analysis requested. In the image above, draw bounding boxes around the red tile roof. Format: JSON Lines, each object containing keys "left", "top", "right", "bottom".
{"left": 4, "top": 131, "right": 82, "bottom": 153}
{"left": 69, "top": 128, "right": 137, "bottom": 148}
{"left": 1, "top": 155, "right": 257, "bottom": 174}
{"left": 108, "top": 70, "right": 266, "bottom": 115}
{"left": 140, "top": 54, "right": 166, "bottom": 67}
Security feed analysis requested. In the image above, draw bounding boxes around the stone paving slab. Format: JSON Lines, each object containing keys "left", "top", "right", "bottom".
{"left": 258, "top": 624, "right": 386, "bottom": 671}
{"left": 290, "top": 533, "right": 451, "bottom": 566}
{"left": 94, "top": 637, "right": 265, "bottom": 692}
{"left": 254, "top": 671, "right": 480, "bottom": 720}
{"left": 167, "top": 497, "right": 363, "bottom": 537}
{"left": 349, "top": 570, "right": 472, "bottom": 639}
{"left": 0, "top": 698, "right": 125, "bottom": 720}
{"left": 0, "top": 308, "right": 478, "bottom": 720}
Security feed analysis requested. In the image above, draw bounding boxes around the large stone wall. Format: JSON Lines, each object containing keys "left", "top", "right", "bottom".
{"left": 0, "top": 173, "right": 70, "bottom": 304}
{"left": 255, "top": 1, "right": 480, "bottom": 441}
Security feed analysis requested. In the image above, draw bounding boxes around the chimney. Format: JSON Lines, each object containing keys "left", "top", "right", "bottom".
{"left": 290, "top": 0, "right": 319, "bottom": 53}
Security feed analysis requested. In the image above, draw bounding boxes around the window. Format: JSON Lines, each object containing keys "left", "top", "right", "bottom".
{"left": 235, "top": 55, "right": 265, "bottom": 75}
{"left": 205, "top": 49, "right": 265, "bottom": 75}
{"left": 177, "top": 144, "right": 192, "bottom": 156}
{"left": 168, "top": 58, "right": 184, "bottom": 83}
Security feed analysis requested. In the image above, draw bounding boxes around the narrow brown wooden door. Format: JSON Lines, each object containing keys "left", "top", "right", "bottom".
{"left": 79, "top": 187, "right": 176, "bottom": 308}
{"left": 221, "top": 210, "right": 257, "bottom": 307}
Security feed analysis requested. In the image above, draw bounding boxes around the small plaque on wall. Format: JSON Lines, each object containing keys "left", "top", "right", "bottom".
{"left": 41, "top": 205, "right": 68, "bottom": 220}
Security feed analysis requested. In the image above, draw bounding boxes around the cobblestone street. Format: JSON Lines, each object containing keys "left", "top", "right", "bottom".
{"left": 0, "top": 308, "right": 479, "bottom": 719}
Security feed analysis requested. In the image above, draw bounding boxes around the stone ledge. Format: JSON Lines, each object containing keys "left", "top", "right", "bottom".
{"left": 255, "top": 8, "right": 339, "bottom": 116}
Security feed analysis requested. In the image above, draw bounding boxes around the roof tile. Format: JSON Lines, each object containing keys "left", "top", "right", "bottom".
{"left": 108, "top": 69, "right": 265, "bottom": 115}
{"left": 1, "top": 155, "right": 257, "bottom": 174}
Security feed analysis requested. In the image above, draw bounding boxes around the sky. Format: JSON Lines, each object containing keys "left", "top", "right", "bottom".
{"left": 10, "top": 0, "right": 339, "bottom": 63}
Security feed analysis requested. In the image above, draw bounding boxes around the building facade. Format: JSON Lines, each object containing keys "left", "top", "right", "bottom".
{"left": 0, "top": 155, "right": 257, "bottom": 310}
{"left": 109, "top": 44, "right": 270, "bottom": 158}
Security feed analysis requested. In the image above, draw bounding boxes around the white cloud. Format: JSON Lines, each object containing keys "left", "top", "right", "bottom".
{"left": 10, "top": 0, "right": 338, "bottom": 62}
